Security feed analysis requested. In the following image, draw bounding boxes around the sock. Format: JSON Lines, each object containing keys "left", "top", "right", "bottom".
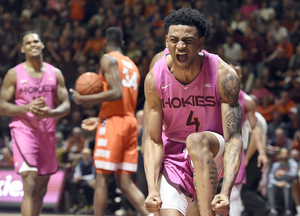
{"left": 297, "top": 205, "right": 300, "bottom": 215}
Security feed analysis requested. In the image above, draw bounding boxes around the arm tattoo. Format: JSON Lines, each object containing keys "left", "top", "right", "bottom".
{"left": 225, "top": 103, "right": 242, "bottom": 138}
{"left": 222, "top": 73, "right": 242, "bottom": 138}
{"left": 222, "top": 73, "right": 240, "bottom": 107}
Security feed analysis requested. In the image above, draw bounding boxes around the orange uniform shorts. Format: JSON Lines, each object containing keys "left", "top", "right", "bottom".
{"left": 93, "top": 115, "right": 138, "bottom": 175}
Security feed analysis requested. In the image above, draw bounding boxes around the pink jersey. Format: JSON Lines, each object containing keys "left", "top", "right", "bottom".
{"left": 154, "top": 51, "right": 222, "bottom": 198}
{"left": 9, "top": 63, "right": 57, "bottom": 132}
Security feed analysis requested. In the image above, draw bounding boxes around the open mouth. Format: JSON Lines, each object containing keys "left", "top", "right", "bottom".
{"left": 177, "top": 54, "right": 188, "bottom": 63}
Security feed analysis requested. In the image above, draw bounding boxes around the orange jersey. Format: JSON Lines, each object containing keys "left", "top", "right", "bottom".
{"left": 99, "top": 51, "right": 140, "bottom": 118}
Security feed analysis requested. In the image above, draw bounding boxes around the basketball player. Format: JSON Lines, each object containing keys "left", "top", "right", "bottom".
{"left": 143, "top": 8, "right": 243, "bottom": 216}
{"left": 228, "top": 62, "right": 269, "bottom": 216}
{"left": 69, "top": 27, "right": 150, "bottom": 216}
{"left": 0, "top": 30, "right": 70, "bottom": 216}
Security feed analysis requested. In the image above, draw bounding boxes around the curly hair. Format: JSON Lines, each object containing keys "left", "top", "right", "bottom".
{"left": 163, "top": 7, "right": 212, "bottom": 41}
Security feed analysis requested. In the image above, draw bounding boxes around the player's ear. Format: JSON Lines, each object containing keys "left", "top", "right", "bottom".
{"left": 198, "top": 37, "right": 205, "bottom": 49}
{"left": 165, "top": 35, "right": 168, "bottom": 48}
{"left": 21, "top": 45, "right": 25, "bottom": 53}
{"left": 41, "top": 42, "right": 45, "bottom": 49}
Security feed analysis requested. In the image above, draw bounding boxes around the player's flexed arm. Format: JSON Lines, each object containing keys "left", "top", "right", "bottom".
{"left": 0, "top": 69, "right": 45, "bottom": 116}
{"left": 211, "top": 59, "right": 243, "bottom": 215}
{"left": 144, "top": 68, "right": 164, "bottom": 213}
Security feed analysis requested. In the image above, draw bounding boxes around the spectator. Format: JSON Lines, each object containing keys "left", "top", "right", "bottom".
{"left": 267, "top": 128, "right": 292, "bottom": 162}
{"left": 230, "top": 12, "right": 248, "bottom": 35}
{"left": 222, "top": 36, "right": 243, "bottom": 62}
{"left": 69, "top": 0, "right": 85, "bottom": 21}
{"left": 250, "top": 78, "right": 274, "bottom": 104}
{"left": 261, "top": 67, "right": 277, "bottom": 95}
{"left": 0, "top": 146, "right": 13, "bottom": 167}
{"left": 264, "top": 31, "right": 277, "bottom": 58}
{"left": 267, "top": 111, "right": 288, "bottom": 141}
{"left": 268, "top": 147, "right": 298, "bottom": 216}
{"left": 240, "top": 65, "right": 255, "bottom": 94}
{"left": 81, "top": 28, "right": 105, "bottom": 62}
{"left": 277, "top": 36, "right": 294, "bottom": 60}
{"left": 239, "top": 0, "right": 259, "bottom": 20}
{"left": 64, "top": 127, "right": 88, "bottom": 167}
{"left": 89, "top": 7, "right": 105, "bottom": 27}
{"left": 275, "top": 90, "right": 297, "bottom": 122}
{"left": 257, "top": 94, "right": 277, "bottom": 123}
{"left": 286, "top": 107, "right": 299, "bottom": 139}
{"left": 258, "top": 1, "right": 276, "bottom": 22}
{"left": 282, "top": 9, "right": 299, "bottom": 33}
{"left": 290, "top": 130, "right": 300, "bottom": 153}
{"left": 265, "top": 47, "right": 289, "bottom": 86}
{"left": 231, "top": 26, "right": 266, "bottom": 77}
{"left": 68, "top": 148, "right": 95, "bottom": 214}
{"left": 270, "top": 19, "right": 289, "bottom": 43}
{"left": 288, "top": 45, "right": 300, "bottom": 71}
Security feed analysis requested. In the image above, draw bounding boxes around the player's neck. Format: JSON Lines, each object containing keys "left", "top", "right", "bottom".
{"left": 107, "top": 46, "right": 123, "bottom": 54}
{"left": 24, "top": 58, "right": 44, "bottom": 73}
{"left": 170, "top": 55, "right": 204, "bottom": 85}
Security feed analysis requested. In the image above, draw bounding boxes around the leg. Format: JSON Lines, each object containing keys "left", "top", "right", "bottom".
{"left": 94, "top": 173, "right": 111, "bottom": 216}
{"left": 69, "top": 180, "right": 80, "bottom": 209}
{"left": 115, "top": 172, "right": 149, "bottom": 216}
{"left": 267, "top": 184, "right": 278, "bottom": 212}
{"left": 282, "top": 185, "right": 293, "bottom": 214}
{"left": 160, "top": 209, "right": 184, "bottom": 216}
{"left": 33, "top": 176, "right": 50, "bottom": 216}
{"left": 20, "top": 171, "right": 38, "bottom": 216}
{"left": 186, "top": 197, "right": 200, "bottom": 216}
{"left": 291, "top": 179, "right": 300, "bottom": 215}
{"left": 186, "top": 132, "right": 220, "bottom": 216}
{"left": 229, "top": 184, "right": 242, "bottom": 216}
{"left": 20, "top": 171, "right": 50, "bottom": 216}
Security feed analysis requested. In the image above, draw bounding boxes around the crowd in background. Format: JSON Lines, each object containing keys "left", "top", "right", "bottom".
{"left": 0, "top": 0, "right": 300, "bottom": 215}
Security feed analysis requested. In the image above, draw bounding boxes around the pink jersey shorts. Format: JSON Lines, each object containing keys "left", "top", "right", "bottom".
{"left": 11, "top": 127, "right": 58, "bottom": 176}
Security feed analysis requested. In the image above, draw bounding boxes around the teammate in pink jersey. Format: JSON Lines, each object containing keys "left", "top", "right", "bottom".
{"left": 0, "top": 30, "right": 70, "bottom": 216}
{"left": 144, "top": 8, "right": 243, "bottom": 216}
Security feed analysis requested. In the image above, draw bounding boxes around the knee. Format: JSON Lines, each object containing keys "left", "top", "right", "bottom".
{"left": 38, "top": 186, "right": 48, "bottom": 199}
{"left": 22, "top": 177, "right": 37, "bottom": 197}
{"left": 186, "top": 133, "right": 211, "bottom": 161}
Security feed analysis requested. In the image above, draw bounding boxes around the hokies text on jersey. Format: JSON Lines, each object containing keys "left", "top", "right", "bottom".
{"left": 161, "top": 95, "right": 216, "bottom": 108}
{"left": 20, "top": 85, "right": 55, "bottom": 94}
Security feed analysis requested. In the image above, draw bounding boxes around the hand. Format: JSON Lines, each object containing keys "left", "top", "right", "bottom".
{"left": 29, "top": 97, "right": 52, "bottom": 119}
{"left": 275, "top": 169, "right": 285, "bottom": 178}
{"left": 69, "top": 88, "right": 82, "bottom": 105}
{"left": 74, "top": 176, "right": 82, "bottom": 183}
{"left": 257, "top": 153, "right": 269, "bottom": 172}
{"left": 144, "top": 191, "right": 162, "bottom": 213}
{"left": 81, "top": 117, "right": 100, "bottom": 131}
{"left": 211, "top": 194, "right": 230, "bottom": 216}
{"left": 276, "top": 181, "right": 286, "bottom": 187}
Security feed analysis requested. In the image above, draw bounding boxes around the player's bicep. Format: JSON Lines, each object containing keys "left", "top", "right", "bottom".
{"left": 0, "top": 69, "right": 17, "bottom": 102}
{"left": 145, "top": 70, "right": 162, "bottom": 144}
{"left": 219, "top": 70, "right": 242, "bottom": 141}
{"left": 100, "top": 55, "right": 122, "bottom": 92}
{"left": 55, "top": 69, "right": 69, "bottom": 104}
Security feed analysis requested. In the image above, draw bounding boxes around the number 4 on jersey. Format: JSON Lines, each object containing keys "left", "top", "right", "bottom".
{"left": 186, "top": 110, "right": 200, "bottom": 132}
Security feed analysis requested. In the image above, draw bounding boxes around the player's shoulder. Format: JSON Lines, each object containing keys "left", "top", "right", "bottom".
{"left": 145, "top": 67, "right": 156, "bottom": 89}
{"left": 217, "top": 57, "right": 238, "bottom": 80}
{"left": 101, "top": 53, "right": 118, "bottom": 65}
